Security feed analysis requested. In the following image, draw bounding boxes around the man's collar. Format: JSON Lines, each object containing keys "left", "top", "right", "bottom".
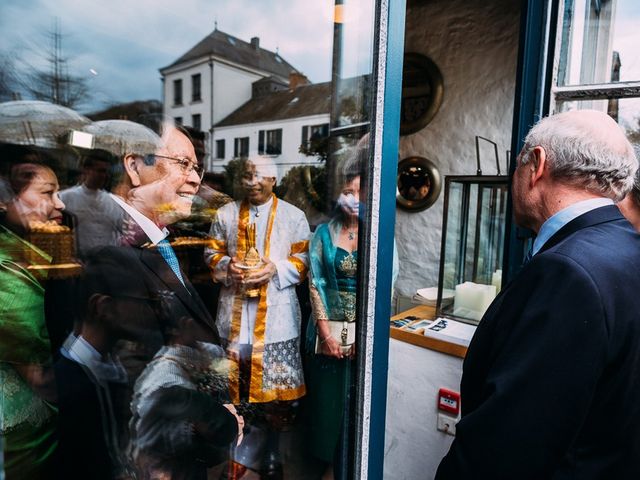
{"left": 250, "top": 195, "right": 274, "bottom": 211}
{"left": 110, "top": 193, "right": 169, "bottom": 245}
{"left": 532, "top": 197, "right": 614, "bottom": 256}
{"left": 80, "top": 184, "right": 99, "bottom": 195}
{"left": 62, "top": 334, "right": 127, "bottom": 385}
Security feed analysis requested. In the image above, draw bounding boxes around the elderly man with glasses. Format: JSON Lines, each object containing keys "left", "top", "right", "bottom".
{"left": 55, "top": 121, "right": 241, "bottom": 479}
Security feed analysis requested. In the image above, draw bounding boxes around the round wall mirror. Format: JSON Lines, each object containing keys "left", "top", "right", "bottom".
{"left": 400, "top": 53, "right": 444, "bottom": 136}
{"left": 396, "top": 156, "right": 442, "bottom": 212}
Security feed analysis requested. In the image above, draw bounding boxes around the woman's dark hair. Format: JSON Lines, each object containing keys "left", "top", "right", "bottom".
{"left": 9, "top": 163, "right": 50, "bottom": 196}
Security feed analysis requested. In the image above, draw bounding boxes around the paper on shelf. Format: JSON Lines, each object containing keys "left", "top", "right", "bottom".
{"left": 423, "top": 317, "right": 477, "bottom": 347}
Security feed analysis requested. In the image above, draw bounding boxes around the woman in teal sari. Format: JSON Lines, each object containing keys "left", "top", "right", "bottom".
{"left": 306, "top": 166, "right": 361, "bottom": 480}
{"left": 1, "top": 163, "right": 64, "bottom": 479}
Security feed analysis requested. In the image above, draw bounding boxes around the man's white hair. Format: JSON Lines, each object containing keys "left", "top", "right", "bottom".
{"left": 520, "top": 110, "right": 638, "bottom": 201}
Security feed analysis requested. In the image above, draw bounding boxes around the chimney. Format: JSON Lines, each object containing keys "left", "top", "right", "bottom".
{"left": 289, "top": 72, "right": 310, "bottom": 90}
{"left": 250, "top": 37, "right": 260, "bottom": 50}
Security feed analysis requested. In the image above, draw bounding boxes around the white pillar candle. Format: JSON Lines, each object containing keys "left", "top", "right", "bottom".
{"left": 453, "top": 281, "right": 497, "bottom": 321}
{"left": 491, "top": 269, "right": 502, "bottom": 293}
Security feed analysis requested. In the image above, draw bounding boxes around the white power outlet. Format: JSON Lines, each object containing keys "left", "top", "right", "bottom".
{"left": 437, "top": 413, "right": 457, "bottom": 436}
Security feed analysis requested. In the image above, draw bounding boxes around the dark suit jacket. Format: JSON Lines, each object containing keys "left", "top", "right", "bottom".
{"left": 96, "top": 207, "right": 220, "bottom": 347}
{"left": 436, "top": 205, "right": 640, "bottom": 480}
{"left": 70, "top": 209, "right": 224, "bottom": 465}
{"left": 55, "top": 356, "right": 119, "bottom": 480}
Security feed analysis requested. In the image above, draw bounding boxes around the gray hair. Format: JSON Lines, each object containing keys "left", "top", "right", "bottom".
{"left": 630, "top": 145, "right": 640, "bottom": 205}
{"left": 520, "top": 110, "right": 638, "bottom": 202}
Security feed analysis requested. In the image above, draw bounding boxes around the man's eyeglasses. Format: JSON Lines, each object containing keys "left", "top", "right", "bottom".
{"left": 145, "top": 154, "right": 204, "bottom": 179}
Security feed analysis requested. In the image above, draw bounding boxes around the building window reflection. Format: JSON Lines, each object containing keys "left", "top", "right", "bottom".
{"left": 173, "top": 78, "right": 183, "bottom": 106}
{"left": 259, "top": 128, "right": 283, "bottom": 155}
{"left": 216, "top": 139, "right": 226, "bottom": 159}
{"left": 191, "top": 73, "right": 201, "bottom": 102}
{"left": 234, "top": 136, "right": 249, "bottom": 158}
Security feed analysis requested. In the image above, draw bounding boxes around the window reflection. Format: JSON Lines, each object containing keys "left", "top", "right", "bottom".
{"left": 0, "top": 0, "right": 375, "bottom": 478}
{"left": 558, "top": 0, "right": 640, "bottom": 86}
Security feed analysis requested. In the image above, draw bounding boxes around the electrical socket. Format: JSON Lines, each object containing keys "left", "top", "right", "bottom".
{"left": 437, "top": 413, "right": 457, "bottom": 436}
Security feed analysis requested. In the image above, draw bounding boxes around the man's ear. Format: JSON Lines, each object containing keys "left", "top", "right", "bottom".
{"left": 123, "top": 154, "right": 141, "bottom": 187}
{"left": 87, "top": 293, "right": 114, "bottom": 322}
{"left": 529, "top": 146, "right": 547, "bottom": 187}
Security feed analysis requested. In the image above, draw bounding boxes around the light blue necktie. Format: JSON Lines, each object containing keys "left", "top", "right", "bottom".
{"left": 156, "top": 239, "right": 185, "bottom": 286}
{"left": 523, "top": 246, "right": 534, "bottom": 265}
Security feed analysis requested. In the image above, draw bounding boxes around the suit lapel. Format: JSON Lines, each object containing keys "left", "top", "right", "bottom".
{"left": 539, "top": 205, "right": 624, "bottom": 255}
{"left": 116, "top": 208, "right": 215, "bottom": 330}
{"left": 138, "top": 247, "right": 213, "bottom": 327}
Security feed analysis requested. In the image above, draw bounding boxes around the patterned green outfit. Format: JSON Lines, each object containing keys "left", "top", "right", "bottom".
{"left": 0, "top": 225, "right": 57, "bottom": 479}
{"left": 306, "top": 221, "right": 357, "bottom": 464}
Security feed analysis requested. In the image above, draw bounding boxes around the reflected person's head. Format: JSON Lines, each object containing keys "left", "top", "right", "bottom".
{"left": 123, "top": 124, "right": 202, "bottom": 226}
{"left": 5, "top": 163, "right": 65, "bottom": 230}
{"left": 337, "top": 175, "right": 360, "bottom": 221}
{"left": 82, "top": 155, "right": 111, "bottom": 191}
{"left": 76, "top": 252, "right": 159, "bottom": 350}
{"left": 512, "top": 110, "right": 638, "bottom": 231}
{"left": 241, "top": 156, "right": 276, "bottom": 205}
{"left": 336, "top": 136, "right": 366, "bottom": 221}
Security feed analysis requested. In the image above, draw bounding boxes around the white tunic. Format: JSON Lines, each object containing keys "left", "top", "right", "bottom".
{"left": 205, "top": 196, "right": 310, "bottom": 345}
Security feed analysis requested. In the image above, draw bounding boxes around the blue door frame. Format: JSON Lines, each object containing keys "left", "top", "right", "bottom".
{"left": 504, "top": 0, "right": 558, "bottom": 282}
{"left": 364, "top": 0, "right": 406, "bottom": 477}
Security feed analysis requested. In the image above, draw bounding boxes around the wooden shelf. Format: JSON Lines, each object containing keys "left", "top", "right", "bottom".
{"left": 390, "top": 305, "right": 468, "bottom": 358}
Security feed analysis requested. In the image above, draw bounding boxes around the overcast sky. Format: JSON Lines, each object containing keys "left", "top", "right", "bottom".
{"left": 0, "top": 0, "right": 344, "bottom": 113}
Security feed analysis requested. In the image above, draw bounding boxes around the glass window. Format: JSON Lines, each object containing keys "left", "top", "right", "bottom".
{"left": 553, "top": 0, "right": 640, "bottom": 131}
{"left": 191, "top": 73, "right": 201, "bottom": 102}
{"left": 191, "top": 113, "right": 201, "bottom": 131}
{"left": 258, "top": 128, "right": 283, "bottom": 155}
{"left": 216, "top": 139, "right": 225, "bottom": 159}
{"left": 173, "top": 78, "right": 183, "bottom": 105}
{"left": 0, "top": 1, "right": 384, "bottom": 478}
{"left": 233, "top": 136, "right": 249, "bottom": 158}
{"left": 557, "top": 0, "right": 640, "bottom": 86}
{"left": 301, "top": 123, "right": 330, "bottom": 150}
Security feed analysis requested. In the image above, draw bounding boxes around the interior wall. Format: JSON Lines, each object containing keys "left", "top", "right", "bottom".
{"left": 394, "top": 0, "right": 521, "bottom": 298}
{"left": 384, "top": 340, "right": 463, "bottom": 479}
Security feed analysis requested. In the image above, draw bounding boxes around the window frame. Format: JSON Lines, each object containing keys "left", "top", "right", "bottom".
{"left": 301, "top": 123, "right": 329, "bottom": 149}
{"left": 258, "top": 128, "right": 283, "bottom": 155}
{"left": 173, "top": 78, "right": 183, "bottom": 106}
{"left": 233, "top": 136, "right": 249, "bottom": 158}
{"left": 549, "top": 0, "right": 640, "bottom": 114}
{"left": 191, "top": 113, "right": 201, "bottom": 131}
{"left": 215, "top": 139, "right": 225, "bottom": 160}
{"left": 191, "top": 73, "right": 202, "bottom": 102}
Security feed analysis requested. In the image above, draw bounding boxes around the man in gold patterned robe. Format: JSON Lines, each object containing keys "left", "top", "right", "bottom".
{"left": 204, "top": 157, "right": 310, "bottom": 477}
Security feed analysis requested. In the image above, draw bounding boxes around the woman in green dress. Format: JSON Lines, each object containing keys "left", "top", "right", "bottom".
{"left": 0, "top": 163, "right": 65, "bottom": 479}
{"left": 306, "top": 169, "right": 361, "bottom": 480}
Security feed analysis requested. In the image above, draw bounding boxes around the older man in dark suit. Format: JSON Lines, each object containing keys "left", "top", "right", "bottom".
{"left": 55, "top": 122, "right": 241, "bottom": 478}
{"left": 436, "top": 110, "right": 640, "bottom": 479}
